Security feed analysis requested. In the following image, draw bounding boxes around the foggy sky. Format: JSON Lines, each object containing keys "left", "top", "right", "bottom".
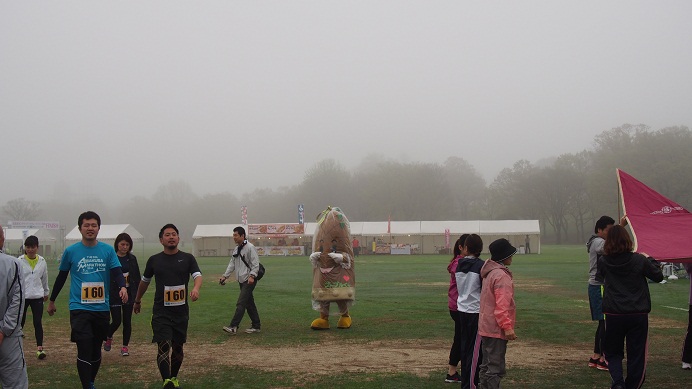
{"left": 2, "top": 1, "right": 691, "bottom": 206}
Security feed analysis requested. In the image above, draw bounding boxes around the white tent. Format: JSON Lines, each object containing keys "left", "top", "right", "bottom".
{"left": 192, "top": 224, "right": 236, "bottom": 257}
{"left": 65, "top": 224, "right": 143, "bottom": 247}
{"left": 2, "top": 228, "right": 58, "bottom": 257}
{"left": 193, "top": 220, "right": 541, "bottom": 256}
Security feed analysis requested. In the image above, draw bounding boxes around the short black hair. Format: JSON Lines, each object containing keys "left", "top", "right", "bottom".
{"left": 464, "top": 234, "right": 483, "bottom": 257}
{"left": 114, "top": 233, "right": 133, "bottom": 253}
{"left": 159, "top": 224, "right": 179, "bottom": 239}
{"left": 594, "top": 216, "right": 615, "bottom": 233}
{"left": 24, "top": 235, "right": 39, "bottom": 248}
{"left": 78, "top": 211, "right": 101, "bottom": 228}
{"left": 233, "top": 226, "right": 246, "bottom": 238}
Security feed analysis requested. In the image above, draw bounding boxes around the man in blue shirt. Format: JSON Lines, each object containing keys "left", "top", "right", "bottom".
{"left": 48, "top": 211, "right": 127, "bottom": 389}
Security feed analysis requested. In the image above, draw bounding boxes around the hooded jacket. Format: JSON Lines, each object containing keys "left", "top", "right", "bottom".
{"left": 1, "top": 252, "right": 24, "bottom": 338}
{"left": 447, "top": 255, "right": 461, "bottom": 311}
{"left": 17, "top": 254, "right": 49, "bottom": 300}
{"left": 455, "top": 255, "right": 484, "bottom": 313}
{"left": 596, "top": 252, "right": 663, "bottom": 314}
{"left": 478, "top": 259, "right": 515, "bottom": 340}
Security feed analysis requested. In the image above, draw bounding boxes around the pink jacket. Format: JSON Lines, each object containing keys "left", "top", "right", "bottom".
{"left": 478, "top": 259, "right": 515, "bottom": 340}
{"left": 447, "top": 256, "right": 461, "bottom": 311}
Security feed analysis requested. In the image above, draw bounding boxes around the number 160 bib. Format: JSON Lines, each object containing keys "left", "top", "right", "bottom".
{"left": 164, "top": 284, "right": 186, "bottom": 306}
{"left": 81, "top": 282, "right": 105, "bottom": 304}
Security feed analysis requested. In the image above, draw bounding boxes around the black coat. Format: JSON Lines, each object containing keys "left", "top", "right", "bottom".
{"left": 596, "top": 252, "right": 663, "bottom": 314}
{"left": 109, "top": 253, "right": 142, "bottom": 306}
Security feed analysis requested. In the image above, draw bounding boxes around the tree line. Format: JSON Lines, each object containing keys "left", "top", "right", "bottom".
{"left": 3, "top": 124, "right": 692, "bottom": 244}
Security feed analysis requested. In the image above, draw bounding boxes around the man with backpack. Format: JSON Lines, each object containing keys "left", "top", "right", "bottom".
{"left": 220, "top": 226, "right": 263, "bottom": 335}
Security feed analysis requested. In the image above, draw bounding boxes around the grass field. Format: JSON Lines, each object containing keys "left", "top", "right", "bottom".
{"left": 22, "top": 245, "right": 691, "bottom": 388}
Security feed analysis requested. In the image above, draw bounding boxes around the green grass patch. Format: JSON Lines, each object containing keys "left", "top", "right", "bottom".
{"left": 22, "top": 246, "right": 690, "bottom": 388}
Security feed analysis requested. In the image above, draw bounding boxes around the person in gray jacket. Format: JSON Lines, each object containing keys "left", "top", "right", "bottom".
{"left": 0, "top": 225, "right": 29, "bottom": 389}
{"left": 219, "top": 226, "right": 261, "bottom": 335}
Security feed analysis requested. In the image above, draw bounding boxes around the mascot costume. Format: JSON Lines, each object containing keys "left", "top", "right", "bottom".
{"left": 309, "top": 206, "right": 355, "bottom": 330}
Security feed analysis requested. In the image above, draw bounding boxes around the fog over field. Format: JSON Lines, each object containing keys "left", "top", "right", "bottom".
{"left": 2, "top": 1, "right": 691, "bottom": 206}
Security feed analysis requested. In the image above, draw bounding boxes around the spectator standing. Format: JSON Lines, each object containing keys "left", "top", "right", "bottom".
{"left": 17, "top": 235, "right": 49, "bottom": 360}
{"left": 352, "top": 237, "right": 360, "bottom": 257}
{"left": 455, "top": 234, "right": 485, "bottom": 389}
{"left": 682, "top": 263, "right": 692, "bottom": 370}
{"left": 0, "top": 225, "right": 29, "bottom": 389}
{"left": 478, "top": 238, "right": 518, "bottom": 389}
{"left": 445, "top": 234, "right": 469, "bottom": 383}
{"left": 586, "top": 216, "right": 616, "bottom": 371}
{"left": 597, "top": 223, "right": 663, "bottom": 389}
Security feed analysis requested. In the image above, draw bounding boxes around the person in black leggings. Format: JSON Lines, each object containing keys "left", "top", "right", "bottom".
{"left": 104, "top": 233, "right": 141, "bottom": 356}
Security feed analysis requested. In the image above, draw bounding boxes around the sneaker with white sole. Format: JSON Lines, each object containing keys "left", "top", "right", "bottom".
{"left": 683, "top": 362, "right": 691, "bottom": 370}
{"left": 121, "top": 346, "right": 129, "bottom": 356}
{"left": 222, "top": 326, "right": 237, "bottom": 334}
{"left": 245, "top": 327, "right": 261, "bottom": 334}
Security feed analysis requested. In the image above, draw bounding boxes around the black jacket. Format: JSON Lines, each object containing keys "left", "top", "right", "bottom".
{"left": 596, "top": 252, "right": 663, "bottom": 314}
{"left": 109, "top": 253, "right": 142, "bottom": 306}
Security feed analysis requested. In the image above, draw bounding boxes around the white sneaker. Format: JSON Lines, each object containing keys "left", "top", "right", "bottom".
{"left": 245, "top": 328, "right": 261, "bottom": 334}
{"left": 222, "top": 326, "right": 237, "bottom": 335}
{"left": 682, "top": 362, "right": 691, "bottom": 370}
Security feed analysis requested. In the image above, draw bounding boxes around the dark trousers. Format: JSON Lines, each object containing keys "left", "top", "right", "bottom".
{"left": 230, "top": 281, "right": 261, "bottom": 329}
{"left": 449, "top": 310, "right": 462, "bottom": 366}
{"left": 459, "top": 312, "right": 482, "bottom": 389}
{"left": 21, "top": 298, "right": 44, "bottom": 347}
{"left": 594, "top": 319, "right": 605, "bottom": 355}
{"left": 108, "top": 304, "right": 134, "bottom": 346}
{"left": 604, "top": 313, "right": 648, "bottom": 389}
{"left": 683, "top": 305, "right": 692, "bottom": 363}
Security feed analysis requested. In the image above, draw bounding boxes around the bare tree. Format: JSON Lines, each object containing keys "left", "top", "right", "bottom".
{"left": 2, "top": 198, "right": 41, "bottom": 222}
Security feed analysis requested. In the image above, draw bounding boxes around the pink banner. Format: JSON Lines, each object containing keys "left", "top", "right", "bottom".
{"left": 618, "top": 169, "right": 692, "bottom": 262}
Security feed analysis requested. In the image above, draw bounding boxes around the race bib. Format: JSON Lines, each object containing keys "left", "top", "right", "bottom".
{"left": 123, "top": 272, "right": 130, "bottom": 288}
{"left": 81, "top": 282, "right": 105, "bottom": 304}
{"left": 164, "top": 284, "right": 186, "bottom": 306}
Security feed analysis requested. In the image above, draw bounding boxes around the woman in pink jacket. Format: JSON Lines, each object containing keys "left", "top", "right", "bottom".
{"left": 478, "top": 238, "right": 517, "bottom": 389}
{"left": 446, "top": 234, "right": 469, "bottom": 383}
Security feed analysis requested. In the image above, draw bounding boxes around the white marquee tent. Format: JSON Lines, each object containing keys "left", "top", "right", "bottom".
{"left": 193, "top": 220, "right": 540, "bottom": 256}
{"left": 65, "top": 224, "right": 144, "bottom": 248}
{"left": 2, "top": 228, "right": 58, "bottom": 257}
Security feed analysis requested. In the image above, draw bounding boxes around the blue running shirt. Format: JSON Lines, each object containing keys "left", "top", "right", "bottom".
{"left": 59, "top": 241, "right": 122, "bottom": 312}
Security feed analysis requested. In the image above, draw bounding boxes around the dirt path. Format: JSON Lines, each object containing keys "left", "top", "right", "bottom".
{"left": 26, "top": 337, "right": 585, "bottom": 377}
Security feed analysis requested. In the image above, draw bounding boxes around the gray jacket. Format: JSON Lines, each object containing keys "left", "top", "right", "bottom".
{"left": 0, "top": 252, "right": 24, "bottom": 338}
{"left": 223, "top": 242, "right": 260, "bottom": 283}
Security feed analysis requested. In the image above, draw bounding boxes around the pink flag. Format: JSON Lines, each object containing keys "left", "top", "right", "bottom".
{"left": 618, "top": 169, "right": 692, "bottom": 262}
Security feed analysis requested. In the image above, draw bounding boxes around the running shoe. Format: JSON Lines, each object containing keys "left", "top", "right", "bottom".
{"left": 588, "top": 357, "right": 599, "bottom": 368}
{"left": 222, "top": 326, "right": 237, "bottom": 335}
{"left": 170, "top": 377, "right": 181, "bottom": 388}
{"left": 103, "top": 338, "right": 112, "bottom": 351}
{"left": 121, "top": 346, "right": 129, "bottom": 356}
{"left": 682, "top": 362, "right": 691, "bottom": 370}
{"left": 37, "top": 350, "right": 47, "bottom": 360}
{"left": 596, "top": 359, "right": 609, "bottom": 371}
{"left": 245, "top": 327, "right": 261, "bottom": 334}
{"left": 445, "top": 372, "right": 461, "bottom": 383}
{"left": 163, "top": 378, "right": 175, "bottom": 389}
